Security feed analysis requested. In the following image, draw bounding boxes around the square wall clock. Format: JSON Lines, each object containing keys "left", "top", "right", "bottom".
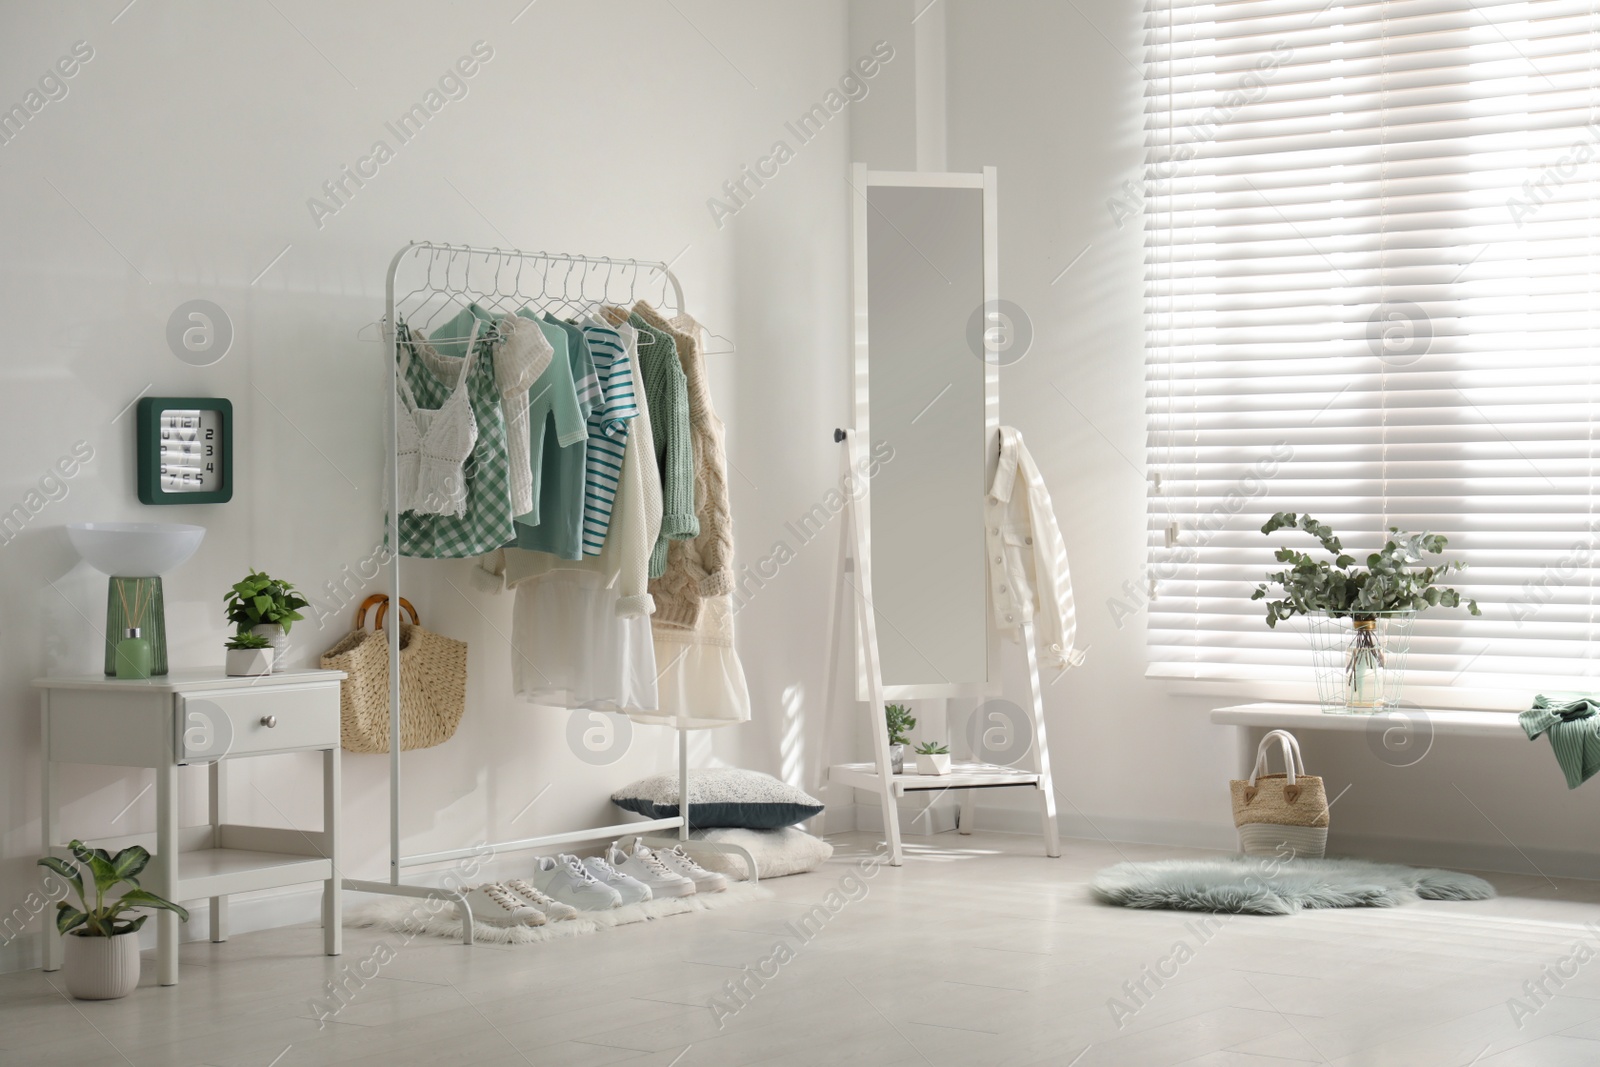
{"left": 136, "top": 397, "right": 233, "bottom": 504}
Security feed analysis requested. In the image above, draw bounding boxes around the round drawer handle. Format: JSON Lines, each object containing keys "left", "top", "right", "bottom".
{"left": 260, "top": 715, "right": 278, "bottom": 728}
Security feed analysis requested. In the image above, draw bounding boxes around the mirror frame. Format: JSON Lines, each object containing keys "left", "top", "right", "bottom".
{"left": 850, "top": 163, "right": 1001, "bottom": 701}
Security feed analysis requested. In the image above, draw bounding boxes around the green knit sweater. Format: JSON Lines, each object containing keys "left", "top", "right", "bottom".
{"left": 614, "top": 310, "right": 697, "bottom": 576}
{"left": 1521, "top": 695, "right": 1600, "bottom": 789}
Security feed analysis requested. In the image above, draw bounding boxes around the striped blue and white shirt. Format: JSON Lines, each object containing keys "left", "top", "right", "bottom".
{"left": 579, "top": 319, "right": 640, "bottom": 555}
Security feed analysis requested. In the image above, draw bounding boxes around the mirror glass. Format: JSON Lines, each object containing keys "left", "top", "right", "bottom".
{"left": 865, "top": 184, "right": 989, "bottom": 690}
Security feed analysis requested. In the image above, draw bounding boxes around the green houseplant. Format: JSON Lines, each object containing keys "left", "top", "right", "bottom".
{"left": 223, "top": 570, "right": 306, "bottom": 673}
{"left": 39, "top": 840, "right": 189, "bottom": 999}
{"left": 1251, "top": 513, "right": 1479, "bottom": 712}
{"left": 913, "top": 740, "right": 951, "bottom": 776}
{"left": 884, "top": 703, "right": 916, "bottom": 774}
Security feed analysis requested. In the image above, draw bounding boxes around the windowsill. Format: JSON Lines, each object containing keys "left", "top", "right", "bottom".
{"left": 1148, "top": 667, "right": 1571, "bottom": 714}
{"left": 1210, "top": 702, "right": 1525, "bottom": 739}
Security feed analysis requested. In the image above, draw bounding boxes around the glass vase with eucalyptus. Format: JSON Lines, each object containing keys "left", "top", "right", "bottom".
{"left": 1252, "top": 513, "right": 1478, "bottom": 715}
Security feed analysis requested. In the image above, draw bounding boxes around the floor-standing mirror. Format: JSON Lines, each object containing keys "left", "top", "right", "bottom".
{"left": 827, "top": 164, "right": 1059, "bottom": 865}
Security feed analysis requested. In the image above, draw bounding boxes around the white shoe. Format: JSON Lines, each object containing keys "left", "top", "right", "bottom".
{"left": 608, "top": 840, "right": 695, "bottom": 898}
{"left": 583, "top": 856, "right": 653, "bottom": 905}
{"left": 459, "top": 883, "right": 545, "bottom": 927}
{"left": 503, "top": 879, "right": 579, "bottom": 921}
{"left": 529, "top": 854, "right": 623, "bottom": 911}
{"left": 656, "top": 844, "right": 729, "bottom": 893}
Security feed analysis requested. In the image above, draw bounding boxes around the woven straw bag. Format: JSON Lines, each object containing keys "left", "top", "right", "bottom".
{"left": 320, "top": 594, "right": 467, "bottom": 753}
{"left": 1229, "top": 730, "right": 1329, "bottom": 859}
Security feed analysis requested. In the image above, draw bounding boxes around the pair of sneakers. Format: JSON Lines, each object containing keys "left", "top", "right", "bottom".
{"left": 527, "top": 853, "right": 650, "bottom": 911}
{"left": 607, "top": 838, "right": 729, "bottom": 897}
{"left": 458, "top": 880, "right": 580, "bottom": 928}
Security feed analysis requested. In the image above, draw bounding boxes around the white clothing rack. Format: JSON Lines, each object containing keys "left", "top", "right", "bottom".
{"left": 342, "top": 241, "right": 754, "bottom": 944}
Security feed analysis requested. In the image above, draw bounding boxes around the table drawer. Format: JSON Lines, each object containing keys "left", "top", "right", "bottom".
{"left": 176, "top": 684, "right": 339, "bottom": 762}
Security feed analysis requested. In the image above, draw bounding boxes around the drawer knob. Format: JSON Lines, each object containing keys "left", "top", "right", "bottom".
{"left": 260, "top": 715, "right": 278, "bottom": 728}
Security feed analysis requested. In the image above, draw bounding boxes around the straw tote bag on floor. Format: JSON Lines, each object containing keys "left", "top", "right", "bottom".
{"left": 321, "top": 594, "right": 467, "bottom": 753}
{"left": 1229, "top": 729, "right": 1329, "bottom": 859}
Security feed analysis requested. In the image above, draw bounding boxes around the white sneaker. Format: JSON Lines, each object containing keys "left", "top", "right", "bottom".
{"left": 583, "top": 856, "right": 653, "bottom": 905}
{"left": 529, "top": 854, "right": 623, "bottom": 911}
{"left": 459, "top": 883, "right": 545, "bottom": 927}
{"left": 656, "top": 844, "right": 729, "bottom": 893}
{"left": 503, "top": 879, "right": 579, "bottom": 921}
{"left": 608, "top": 840, "right": 695, "bottom": 898}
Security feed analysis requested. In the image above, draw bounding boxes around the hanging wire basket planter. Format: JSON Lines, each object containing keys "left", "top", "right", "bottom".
{"left": 1305, "top": 610, "right": 1416, "bottom": 715}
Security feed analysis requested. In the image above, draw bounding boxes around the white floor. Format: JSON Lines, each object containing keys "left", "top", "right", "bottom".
{"left": 6, "top": 830, "right": 1600, "bottom": 1067}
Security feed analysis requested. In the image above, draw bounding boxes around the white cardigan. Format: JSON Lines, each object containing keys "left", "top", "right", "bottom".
{"left": 986, "top": 426, "right": 1084, "bottom": 673}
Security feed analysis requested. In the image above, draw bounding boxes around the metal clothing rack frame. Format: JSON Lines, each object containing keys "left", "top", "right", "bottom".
{"left": 343, "top": 241, "right": 754, "bottom": 945}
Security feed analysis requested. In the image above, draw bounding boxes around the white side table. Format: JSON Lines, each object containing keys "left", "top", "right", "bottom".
{"left": 35, "top": 668, "right": 345, "bottom": 986}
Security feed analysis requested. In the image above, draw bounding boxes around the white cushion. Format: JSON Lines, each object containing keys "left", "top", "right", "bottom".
{"left": 688, "top": 827, "right": 834, "bottom": 879}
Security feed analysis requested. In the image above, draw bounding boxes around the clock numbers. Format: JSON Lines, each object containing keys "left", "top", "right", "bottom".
{"left": 158, "top": 409, "right": 223, "bottom": 492}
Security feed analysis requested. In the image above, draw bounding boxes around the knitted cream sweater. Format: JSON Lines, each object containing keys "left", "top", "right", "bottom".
{"left": 632, "top": 303, "right": 735, "bottom": 630}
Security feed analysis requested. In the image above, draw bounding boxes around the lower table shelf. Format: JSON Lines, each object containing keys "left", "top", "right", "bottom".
{"left": 171, "top": 847, "right": 333, "bottom": 899}
{"left": 829, "top": 761, "right": 1043, "bottom": 797}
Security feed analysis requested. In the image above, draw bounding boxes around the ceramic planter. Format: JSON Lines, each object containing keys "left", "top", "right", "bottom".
{"left": 888, "top": 743, "right": 906, "bottom": 775}
{"left": 63, "top": 931, "right": 141, "bottom": 999}
{"left": 915, "top": 752, "right": 952, "bottom": 775}
{"left": 225, "top": 646, "right": 274, "bottom": 677}
{"left": 249, "top": 623, "right": 289, "bottom": 672}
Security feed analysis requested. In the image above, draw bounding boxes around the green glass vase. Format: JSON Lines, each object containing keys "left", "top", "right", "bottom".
{"left": 103, "top": 577, "right": 167, "bottom": 676}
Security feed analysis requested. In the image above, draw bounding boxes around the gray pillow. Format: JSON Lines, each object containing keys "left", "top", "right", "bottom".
{"left": 611, "top": 769, "right": 824, "bottom": 830}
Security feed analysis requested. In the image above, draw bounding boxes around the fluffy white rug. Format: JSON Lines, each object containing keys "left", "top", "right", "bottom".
{"left": 345, "top": 881, "right": 773, "bottom": 943}
{"left": 1091, "top": 856, "right": 1496, "bottom": 916}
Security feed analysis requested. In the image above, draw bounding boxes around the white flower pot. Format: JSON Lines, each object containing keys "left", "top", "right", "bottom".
{"left": 225, "top": 646, "right": 274, "bottom": 677}
{"left": 63, "top": 931, "right": 141, "bottom": 1000}
{"left": 915, "top": 752, "right": 952, "bottom": 776}
{"left": 249, "top": 623, "right": 288, "bottom": 672}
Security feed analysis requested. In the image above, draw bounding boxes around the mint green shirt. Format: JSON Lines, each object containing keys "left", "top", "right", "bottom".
{"left": 514, "top": 310, "right": 586, "bottom": 528}
{"left": 513, "top": 316, "right": 597, "bottom": 560}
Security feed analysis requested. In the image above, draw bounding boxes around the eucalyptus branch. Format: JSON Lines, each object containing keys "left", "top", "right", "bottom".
{"left": 1251, "top": 512, "right": 1480, "bottom": 627}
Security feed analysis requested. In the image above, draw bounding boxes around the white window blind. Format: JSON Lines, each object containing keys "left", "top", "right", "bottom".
{"left": 1144, "top": 0, "right": 1600, "bottom": 691}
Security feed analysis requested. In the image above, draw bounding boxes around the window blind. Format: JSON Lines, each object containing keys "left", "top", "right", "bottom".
{"left": 1143, "top": 0, "right": 1600, "bottom": 691}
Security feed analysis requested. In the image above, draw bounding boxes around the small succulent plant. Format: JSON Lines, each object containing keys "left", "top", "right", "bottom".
{"left": 913, "top": 741, "right": 949, "bottom": 755}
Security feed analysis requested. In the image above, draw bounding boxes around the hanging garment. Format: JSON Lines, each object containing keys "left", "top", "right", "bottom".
{"left": 496, "top": 315, "right": 556, "bottom": 515}
{"left": 578, "top": 316, "right": 640, "bottom": 556}
{"left": 1521, "top": 695, "right": 1600, "bottom": 788}
{"left": 628, "top": 309, "right": 751, "bottom": 729}
{"left": 395, "top": 320, "right": 479, "bottom": 518}
{"left": 481, "top": 322, "right": 665, "bottom": 708}
{"left": 512, "top": 315, "right": 599, "bottom": 560}
{"left": 482, "top": 321, "right": 663, "bottom": 618}
{"left": 509, "top": 570, "right": 658, "bottom": 712}
{"left": 603, "top": 306, "right": 696, "bottom": 576}
{"left": 986, "top": 425, "right": 1085, "bottom": 673}
{"left": 514, "top": 310, "right": 585, "bottom": 527}
{"left": 634, "top": 302, "right": 735, "bottom": 631}
{"left": 396, "top": 312, "right": 519, "bottom": 558}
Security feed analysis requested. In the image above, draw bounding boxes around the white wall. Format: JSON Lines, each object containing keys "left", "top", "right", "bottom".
{"left": 0, "top": 0, "right": 893, "bottom": 972}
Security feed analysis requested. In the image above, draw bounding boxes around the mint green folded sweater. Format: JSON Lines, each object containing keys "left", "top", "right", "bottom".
{"left": 1521, "top": 695, "right": 1600, "bottom": 789}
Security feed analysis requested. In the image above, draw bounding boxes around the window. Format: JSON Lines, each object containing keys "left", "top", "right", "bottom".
{"left": 1143, "top": 0, "right": 1600, "bottom": 693}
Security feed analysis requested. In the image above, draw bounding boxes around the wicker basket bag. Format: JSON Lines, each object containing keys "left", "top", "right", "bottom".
{"left": 1229, "top": 729, "right": 1329, "bottom": 859}
{"left": 321, "top": 594, "right": 467, "bottom": 753}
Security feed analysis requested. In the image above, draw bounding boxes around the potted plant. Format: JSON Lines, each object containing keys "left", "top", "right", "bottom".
{"left": 1252, "top": 513, "right": 1479, "bottom": 713}
{"left": 884, "top": 703, "right": 916, "bottom": 774}
{"left": 914, "top": 740, "right": 951, "bottom": 776}
{"left": 38, "top": 840, "right": 189, "bottom": 1000}
{"left": 224, "top": 631, "right": 274, "bottom": 677}
{"left": 223, "top": 570, "right": 307, "bottom": 673}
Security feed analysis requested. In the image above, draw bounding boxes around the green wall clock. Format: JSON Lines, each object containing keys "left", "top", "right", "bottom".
{"left": 136, "top": 397, "right": 233, "bottom": 505}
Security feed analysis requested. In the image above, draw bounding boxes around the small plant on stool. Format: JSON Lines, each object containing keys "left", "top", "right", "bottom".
{"left": 914, "top": 740, "right": 951, "bottom": 776}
